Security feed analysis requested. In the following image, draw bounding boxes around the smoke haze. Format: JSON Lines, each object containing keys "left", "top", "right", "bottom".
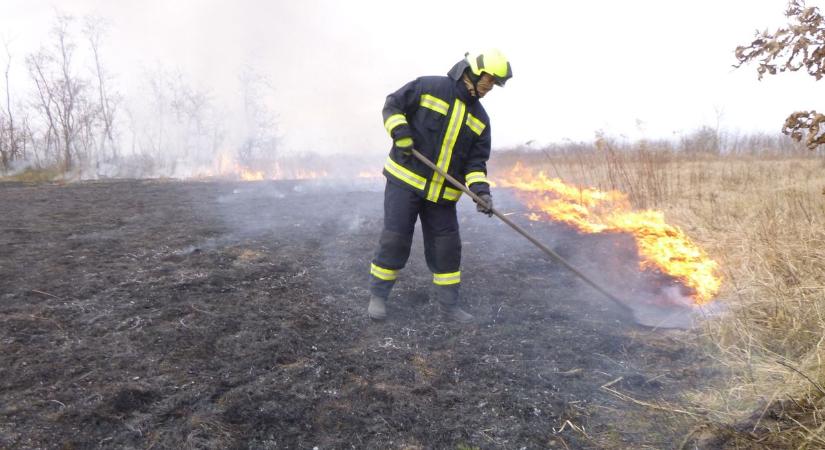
{"left": 4, "top": 1, "right": 822, "bottom": 157}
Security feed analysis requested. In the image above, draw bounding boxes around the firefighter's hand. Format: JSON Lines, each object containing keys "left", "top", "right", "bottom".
{"left": 395, "top": 137, "right": 414, "bottom": 157}
{"left": 476, "top": 193, "right": 493, "bottom": 217}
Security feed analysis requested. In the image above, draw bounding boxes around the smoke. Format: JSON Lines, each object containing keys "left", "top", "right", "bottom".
{"left": 0, "top": 4, "right": 392, "bottom": 178}
{"left": 165, "top": 169, "right": 721, "bottom": 332}
{"left": 4, "top": 0, "right": 819, "bottom": 180}
{"left": 630, "top": 286, "right": 727, "bottom": 329}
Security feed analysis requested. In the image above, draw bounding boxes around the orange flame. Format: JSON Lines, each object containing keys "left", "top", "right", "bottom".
{"left": 240, "top": 169, "right": 265, "bottom": 181}
{"left": 191, "top": 153, "right": 331, "bottom": 181}
{"left": 496, "top": 163, "right": 722, "bottom": 304}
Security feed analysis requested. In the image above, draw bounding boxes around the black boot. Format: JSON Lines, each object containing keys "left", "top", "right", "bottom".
{"left": 435, "top": 284, "right": 473, "bottom": 323}
{"left": 368, "top": 294, "right": 387, "bottom": 320}
{"left": 441, "top": 303, "right": 474, "bottom": 323}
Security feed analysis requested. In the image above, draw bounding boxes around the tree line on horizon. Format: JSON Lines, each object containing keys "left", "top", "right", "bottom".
{"left": 2, "top": 3, "right": 824, "bottom": 179}
{"left": 0, "top": 13, "right": 280, "bottom": 178}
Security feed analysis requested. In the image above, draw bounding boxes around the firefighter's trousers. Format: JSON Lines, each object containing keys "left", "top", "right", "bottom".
{"left": 370, "top": 181, "right": 461, "bottom": 306}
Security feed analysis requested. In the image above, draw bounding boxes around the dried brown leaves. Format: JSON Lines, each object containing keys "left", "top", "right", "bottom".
{"left": 782, "top": 110, "right": 825, "bottom": 149}
{"left": 736, "top": 0, "right": 825, "bottom": 80}
{"left": 736, "top": 1, "right": 825, "bottom": 149}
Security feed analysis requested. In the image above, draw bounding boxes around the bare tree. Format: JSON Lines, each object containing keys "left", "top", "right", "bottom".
{"left": 1, "top": 43, "right": 9, "bottom": 172}
{"left": 53, "top": 14, "right": 81, "bottom": 171}
{"left": 24, "top": 13, "right": 99, "bottom": 173}
{"left": 83, "top": 15, "right": 118, "bottom": 162}
{"left": 20, "top": 113, "right": 35, "bottom": 165}
{"left": 144, "top": 66, "right": 167, "bottom": 158}
{"left": 27, "top": 49, "right": 60, "bottom": 165}
{"left": 680, "top": 126, "right": 721, "bottom": 155}
{"left": 0, "top": 39, "right": 23, "bottom": 172}
{"left": 0, "top": 114, "right": 6, "bottom": 172}
{"left": 135, "top": 66, "right": 226, "bottom": 175}
{"left": 237, "top": 65, "right": 278, "bottom": 165}
{"left": 168, "top": 72, "right": 211, "bottom": 159}
{"left": 736, "top": 0, "right": 825, "bottom": 149}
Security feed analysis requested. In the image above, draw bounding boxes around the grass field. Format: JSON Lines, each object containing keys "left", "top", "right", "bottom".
{"left": 492, "top": 143, "right": 825, "bottom": 447}
{"left": 3, "top": 138, "right": 823, "bottom": 447}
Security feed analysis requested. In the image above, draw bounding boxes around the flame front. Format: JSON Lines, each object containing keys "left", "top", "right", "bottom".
{"left": 496, "top": 163, "right": 722, "bottom": 304}
{"left": 193, "top": 152, "right": 329, "bottom": 181}
{"left": 240, "top": 169, "right": 265, "bottom": 181}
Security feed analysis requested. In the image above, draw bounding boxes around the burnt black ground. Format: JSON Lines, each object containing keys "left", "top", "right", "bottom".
{"left": 0, "top": 179, "right": 718, "bottom": 449}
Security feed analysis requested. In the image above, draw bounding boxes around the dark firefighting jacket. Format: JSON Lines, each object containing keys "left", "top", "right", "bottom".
{"left": 381, "top": 62, "right": 492, "bottom": 204}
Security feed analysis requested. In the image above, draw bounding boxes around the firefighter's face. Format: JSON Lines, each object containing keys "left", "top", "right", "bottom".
{"left": 477, "top": 73, "right": 496, "bottom": 98}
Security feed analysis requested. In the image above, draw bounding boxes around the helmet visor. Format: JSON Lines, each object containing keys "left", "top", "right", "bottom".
{"left": 491, "top": 62, "right": 513, "bottom": 87}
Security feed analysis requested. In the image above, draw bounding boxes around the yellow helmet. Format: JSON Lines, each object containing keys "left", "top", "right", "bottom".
{"left": 466, "top": 49, "right": 513, "bottom": 87}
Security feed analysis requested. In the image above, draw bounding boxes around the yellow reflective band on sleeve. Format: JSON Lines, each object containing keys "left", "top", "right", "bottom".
{"left": 433, "top": 271, "right": 461, "bottom": 286}
{"left": 465, "top": 171, "right": 488, "bottom": 187}
{"left": 371, "top": 263, "right": 399, "bottom": 281}
{"left": 426, "top": 99, "right": 466, "bottom": 202}
{"left": 443, "top": 186, "right": 462, "bottom": 201}
{"left": 384, "top": 114, "right": 408, "bottom": 135}
{"left": 420, "top": 94, "right": 449, "bottom": 115}
{"left": 465, "top": 113, "right": 486, "bottom": 135}
{"left": 384, "top": 157, "right": 426, "bottom": 191}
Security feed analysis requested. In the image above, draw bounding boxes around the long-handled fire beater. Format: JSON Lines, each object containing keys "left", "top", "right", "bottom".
{"left": 412, "top": 148, "right": 634, "bottom": 316}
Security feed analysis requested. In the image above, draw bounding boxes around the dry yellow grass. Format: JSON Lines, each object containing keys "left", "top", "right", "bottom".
{"left": 492, "top": 146, "right": 825, "bottom": 446}
{"left": 686, "top": 158, "right": 825, "bottom": 448}
{"left": 0, "top": 167, "right": 64, "bottom": 183}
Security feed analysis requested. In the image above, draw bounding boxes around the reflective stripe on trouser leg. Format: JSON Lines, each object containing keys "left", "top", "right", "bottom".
{"left": 433, "top": 271, "right": 461, "bottom": 305}
{"left": 419, "top": 201, "right": 461, "bottom": 306}
{"left": 370, "top": 263, "right": 398, "bottom": 281}
{"left": 370, "top": 183, "right": 420, "bottom": 298}
{"left": 433, "top": 271, "right": 461, "bottom": 285}
{"left": 369, "top": 229, "right": 414, "bottom": 299}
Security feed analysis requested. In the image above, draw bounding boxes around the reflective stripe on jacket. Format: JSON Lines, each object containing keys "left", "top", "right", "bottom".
{"left": 381, "top": 74, "right": 491, "bottom": 204}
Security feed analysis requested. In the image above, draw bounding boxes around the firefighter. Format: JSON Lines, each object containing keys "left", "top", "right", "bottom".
{"left": 368, "top": 49, "right": 513, "bottom": 322}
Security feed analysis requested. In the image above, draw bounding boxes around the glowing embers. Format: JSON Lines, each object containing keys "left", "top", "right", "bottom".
{"left": 496, "top": 163, "right": 722, "bottom": 304}
{"left": 239, "top": 169, "right": 265, "bottom": 181}
{"left": 195, "top": 153, "right": 329, "bottom": 181}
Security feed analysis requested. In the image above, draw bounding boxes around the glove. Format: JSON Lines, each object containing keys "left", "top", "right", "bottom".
{"left": 394, "top": 136, "right": 414, "bottom": 164}
{"left": 395, "top": 137, "right": 414, "bottom": 156}
{"left": 475, "top": 193, "right": 493, "bottom": 217}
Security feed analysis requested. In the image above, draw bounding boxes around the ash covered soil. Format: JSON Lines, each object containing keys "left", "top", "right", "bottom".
{"left": 0, "top": 179, "right": 718, "bottom": 449}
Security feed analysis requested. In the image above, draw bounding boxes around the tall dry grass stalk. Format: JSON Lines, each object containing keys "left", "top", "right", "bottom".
{"left": 492, "top": 143, "right": 825, "bottom": 446}
{"left": 689, "top": 158, "right": 825, "bottom": 447}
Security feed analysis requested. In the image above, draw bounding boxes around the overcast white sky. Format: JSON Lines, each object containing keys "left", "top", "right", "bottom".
{"left": 2, "top": 0, "right": 821, "bottom": 154}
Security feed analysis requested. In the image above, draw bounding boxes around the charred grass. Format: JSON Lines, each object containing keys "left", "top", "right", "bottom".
{"left": 492, "top": 145, "right": 825, "bottom": 447}
{"left": 0, "top": 178, "right": 718, "bottom": 449}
